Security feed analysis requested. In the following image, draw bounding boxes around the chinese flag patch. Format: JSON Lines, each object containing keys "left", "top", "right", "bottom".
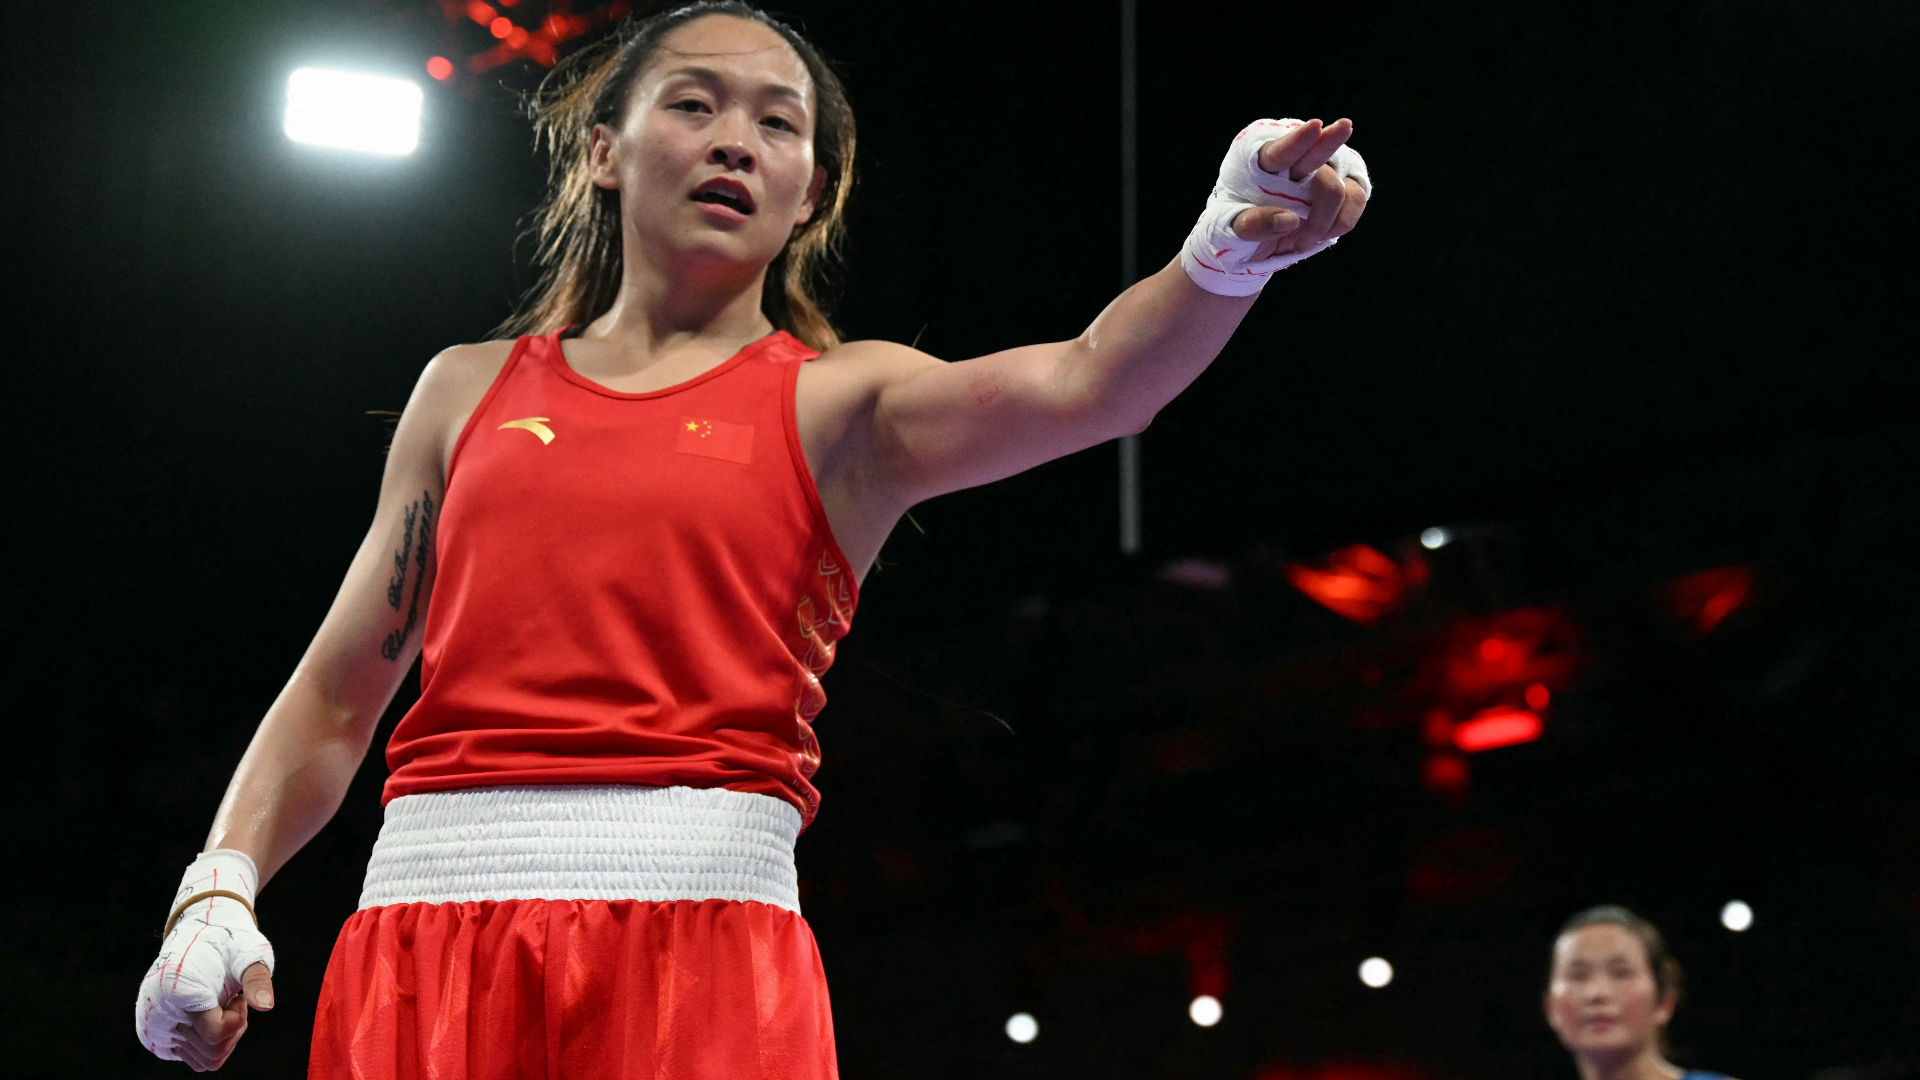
{"left": 675, "top": 417, "right": 754, "bottom": 464}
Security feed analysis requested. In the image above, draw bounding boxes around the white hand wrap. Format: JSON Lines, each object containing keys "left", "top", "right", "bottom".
{"left": 1180, "top": 118, "right": 1372, "bottom": 296}
{"left": 135, "top": 850, "right": 275, "bottom": 1061}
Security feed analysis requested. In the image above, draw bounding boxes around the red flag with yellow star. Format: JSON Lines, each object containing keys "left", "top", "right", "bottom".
{"left": 675, "top": 417, "right": 755, "bottom": 464}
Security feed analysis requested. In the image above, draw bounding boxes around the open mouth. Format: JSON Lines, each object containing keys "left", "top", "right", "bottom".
{"left": 690, "top": 178, "right": 755, "bottom": 215}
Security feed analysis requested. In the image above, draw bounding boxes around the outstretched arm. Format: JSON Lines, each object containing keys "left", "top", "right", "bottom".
{"left": 821, "top": 120, "right": 1368, "bottom": 529}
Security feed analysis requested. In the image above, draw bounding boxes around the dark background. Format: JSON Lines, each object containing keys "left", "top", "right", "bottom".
{"left": 3, "top": 1, "right": 1917, "bottom": 1076}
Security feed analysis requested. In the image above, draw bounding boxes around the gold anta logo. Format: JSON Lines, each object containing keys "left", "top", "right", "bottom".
{"left": 499, "top": 417, "right": 555, "bottom": 444}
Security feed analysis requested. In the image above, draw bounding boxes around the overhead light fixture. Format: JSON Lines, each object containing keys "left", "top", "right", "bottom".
{"left": 1188, "top": 994, "right": 1223, "bottom": 1027}
{"left": 1420, "top": 526, "right": 1451, "bottom": 550}
{"left": 1004, "top": 1012, "right": 1038, "bottom": 1043}
{"left": 284, "top": 68, "right": 423, "bottom": 156}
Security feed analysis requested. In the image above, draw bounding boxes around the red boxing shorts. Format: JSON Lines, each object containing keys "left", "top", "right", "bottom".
{"left": 308, "top": 785, "right": 836, "bottom": 1080}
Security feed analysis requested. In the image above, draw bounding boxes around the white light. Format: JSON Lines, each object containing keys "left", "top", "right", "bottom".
{"left": 1004, "top": 1012, "right": 1038, "bottom": 1044}
{"left": 1359, "top": 957, "right": 1394, "bottom": 988}
{"left": 285, "top": 68, "right": 423, "bottom": 155}
{"left": 1720, "top": 900, "right": 1754, "bottom": 932}
{"left": 1188, "top": 994, "right": 1223, "bottom": 1027}
{"left": 1419, "top": 527, "right": 1451, "bottom": 550}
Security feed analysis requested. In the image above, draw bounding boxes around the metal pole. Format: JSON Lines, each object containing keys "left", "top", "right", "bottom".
{"left": 1118, "top": 0, "right": 1142, "bottom": 555}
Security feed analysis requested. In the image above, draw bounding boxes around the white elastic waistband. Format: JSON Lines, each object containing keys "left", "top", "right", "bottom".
{"left": 358, "top": 785, "right": 802, "bottom": 912}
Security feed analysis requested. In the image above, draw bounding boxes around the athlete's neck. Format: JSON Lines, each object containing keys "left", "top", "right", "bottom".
{"left": 1575, "top": 1045, "right": 1683, "bottom": 1080}
{"left": 573, "top": 230, "right": 775, "bottom": 380}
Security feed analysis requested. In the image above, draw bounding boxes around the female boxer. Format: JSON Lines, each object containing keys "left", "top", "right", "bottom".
{"left": 1546, "top": 906, "right": 1740, "bottom": 1080}
{"left": 135, "top": 2, "right": 1369, "bottom": 1074}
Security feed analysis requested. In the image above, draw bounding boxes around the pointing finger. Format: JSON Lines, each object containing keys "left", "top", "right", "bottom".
{"left": 1232, "top": 205, "right": 1300, "bottom": 240}
{"left": 1256, "top": 119, "right": 1321, "bottom": 176}
{"left": 1290, "top": 117, "right": 1352, "bottom": 181}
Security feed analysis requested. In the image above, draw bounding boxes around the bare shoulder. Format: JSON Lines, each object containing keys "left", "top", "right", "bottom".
{"left": 388, "top": 339, "right": 519, "bottom": 475}
{"left": 415, "top": 339, "right": 518, "bottom": 407}
{"left": 810, "top": 338, "right": 947, "bottom": 385}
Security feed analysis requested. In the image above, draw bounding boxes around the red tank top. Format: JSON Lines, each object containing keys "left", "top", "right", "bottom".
{"left": 382, "top": 329, "right": 857, "bottom": 826}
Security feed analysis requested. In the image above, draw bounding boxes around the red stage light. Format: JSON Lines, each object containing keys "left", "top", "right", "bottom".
{"left": 506, "top": 26, "right": 530, "bottom": 47}
{"left": 1665, "top": 564, "right": 1756, "bottom": 635}
{"left": 1421, "top": 751, "right": 1468, "bottom": 794}
{"left": 1284, "top": 544, "right": 1406, "bottom": 624}
{"left": 544, "top": 13, "right": 589, "bottom": 40}
{"left": 490, "top": 15, "right": 513, "bottom": 38}
{"left": 1524, "top": 682, "right": 1550, "bottom": 710}
{"left": 1434, "top": 609, "right": 1575, "bottom": 696}
{"left": 426, "top": 56, "right": 454, "bottom": 81}
{"left": 1453, "top": 707, "right": 1542, "bottom": 752}
{"left": 465, "top": 1, "right": 498, "bottom": 25}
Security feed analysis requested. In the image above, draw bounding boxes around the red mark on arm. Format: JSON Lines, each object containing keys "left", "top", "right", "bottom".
{"left": 968, "top": 372, "right": 1004, "bottom": 406}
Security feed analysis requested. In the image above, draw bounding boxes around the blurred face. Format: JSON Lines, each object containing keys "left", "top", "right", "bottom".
{"left": 589, "top": 15, "right": 826, "bottom": 281}
{"left": 1545, "top": 925, "right": 1676, "bottom": 1057}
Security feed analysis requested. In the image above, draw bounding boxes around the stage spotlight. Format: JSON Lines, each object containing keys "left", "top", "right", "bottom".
{"left": 1005, "top": 1012, "right": 1038, "bottom": 1043}
{"left": 1720, "top": 900, "right": 1753, "bottom": 932}
{"left": 1419, "top": 527, "right": 1451, "bottom": 550}
{"left": 284, "top": 68, "right": 423, "bottom": 156}
{"left": 1524, "top": 682, "right": 1551, "bottom": 710}
{"left": 1452, "top": 706, "right": 1542, "bottom": 752}
{"left": 1188, "top": 994, "right": 1223, "bottom": 1027}
{"left": 1359, "top": 957, "right": 1393, "bottom": 988}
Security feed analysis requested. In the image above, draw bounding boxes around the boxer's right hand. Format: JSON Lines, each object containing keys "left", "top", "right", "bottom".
{"left": 135, "top": 850, "right": 276, "bottom": 1071}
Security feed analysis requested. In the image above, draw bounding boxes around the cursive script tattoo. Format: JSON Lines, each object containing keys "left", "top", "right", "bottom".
{"left": 386, "top": 500, "right": 420, "bottom": 608}
{"left": 380, "top": 490, "right": 435, "bottom": 661}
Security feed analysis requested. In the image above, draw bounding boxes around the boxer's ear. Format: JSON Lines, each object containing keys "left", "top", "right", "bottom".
{"left": 588, "top": 124, "right": 620, "bottom": 191}
{"left": 793, "top": 165, "right": 827, "bottom": 228}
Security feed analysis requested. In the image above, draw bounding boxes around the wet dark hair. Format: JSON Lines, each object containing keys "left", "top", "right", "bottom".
{"left": 498, "top": 1, "right": 856, "bottom": 349}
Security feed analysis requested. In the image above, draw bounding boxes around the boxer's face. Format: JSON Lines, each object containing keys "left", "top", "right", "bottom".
{"left": 590, "top": 15, "right": 826, "bottom": 283}
{"left": 1544, "top": 924, "right": 1674, "bottom": 1056}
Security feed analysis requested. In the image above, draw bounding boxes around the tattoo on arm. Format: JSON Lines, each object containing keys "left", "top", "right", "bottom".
{"left": 380, "top": 491, "right": 435, "bottom": 662}
{"left": 386, "top": 501, "right": 420, "bottom": 608}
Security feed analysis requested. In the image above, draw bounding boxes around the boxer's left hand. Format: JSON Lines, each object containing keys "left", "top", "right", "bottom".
{"left": 1229, "top": 119, "right": 1369, "bottom": 259}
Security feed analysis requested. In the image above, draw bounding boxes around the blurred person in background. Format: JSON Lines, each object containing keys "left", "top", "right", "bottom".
{"left": 1546, "top": 905, "right": 1738, "bottom": 1080}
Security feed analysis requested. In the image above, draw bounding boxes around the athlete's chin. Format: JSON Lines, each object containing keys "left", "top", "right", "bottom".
{"left": 660, "top": 232, "right": 786, "bottom": 280}
{"left": 1565, "top": 1028, "right": 1638, "bottom": 1053}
